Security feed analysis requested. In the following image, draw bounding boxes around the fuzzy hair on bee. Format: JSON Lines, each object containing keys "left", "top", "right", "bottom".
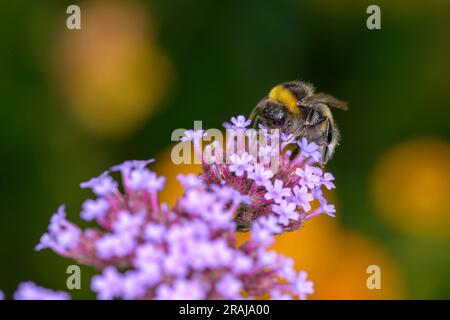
{"left": 250, "top": 81, "right": 348, "bottom": 164}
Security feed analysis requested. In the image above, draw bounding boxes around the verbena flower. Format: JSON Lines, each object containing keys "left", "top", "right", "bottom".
{"left": 223, "top": 115, "right": 252, "bottom": 129}
{"left": 31, "top": 159, "right": 316, "bottom": 299}
{"left": 13, "top": 282, "right": 70, "bottom": 300}
{"left": 3, "top": 115, "right": 338, "bottom": 300}
{"left": 199, "top": 115, "right": 337, "bottom": 231}
{"left": 34, "top": 205, "right": 81, "bottom": 255}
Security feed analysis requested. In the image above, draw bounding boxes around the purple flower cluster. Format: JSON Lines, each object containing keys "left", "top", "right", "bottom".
{"left": 31, "top": 153, "right": 314, "bottom": 299}
{"left": 197, "top": 116, "right": 337, "bottom": 231}
{"left": 1, "top": 115, "right": 339, "bottom": 300}
{"left": 13, "top": 282, "right": 70, "bottom": 300}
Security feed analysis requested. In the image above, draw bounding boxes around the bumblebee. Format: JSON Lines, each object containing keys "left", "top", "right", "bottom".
{"left": 249, "top": 81, "right": 348, "bottom": 164}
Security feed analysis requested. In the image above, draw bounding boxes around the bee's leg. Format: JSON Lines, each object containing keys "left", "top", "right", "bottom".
{"left": 321, "top": 119, "right": 334, "bottom": 165}
{"left": 303, "top": 118, "right": 331, "bottom": 165}
{"left": 303, "top": 118, "right": 327, "bottom": 145}
{"left": 305, "top": 108, "right": 316, "bottom": 125}
{"left": 324, "top": 119, "right": 333, "bottom": 144}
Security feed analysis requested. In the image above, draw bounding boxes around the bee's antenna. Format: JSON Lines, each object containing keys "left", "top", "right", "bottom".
{"left": 252, "top": 115, "right": 262, "bottom": 129}
{"left": 249, "top": 105, "right": 259, "bottom": 122}
{"left": 249, "top": 105, "right": 261, "bottom": 129}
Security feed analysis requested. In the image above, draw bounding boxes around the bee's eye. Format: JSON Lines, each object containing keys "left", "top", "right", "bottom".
{"left": 263, "top": 105, "right": 286, "bottom": 126}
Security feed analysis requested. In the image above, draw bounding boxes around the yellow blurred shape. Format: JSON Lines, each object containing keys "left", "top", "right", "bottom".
{"left": 54, "top": 0, "right": 172, "bottom": 139}
{"left": 371, "top": 138, "right": 450, "bottom": 237}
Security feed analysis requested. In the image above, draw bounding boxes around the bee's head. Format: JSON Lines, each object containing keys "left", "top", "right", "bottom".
{"left": 252, "top": 101, "right": 296, "bottom": 134}
{"left": 262, "top": 103, "right": 288, "bottom": 127}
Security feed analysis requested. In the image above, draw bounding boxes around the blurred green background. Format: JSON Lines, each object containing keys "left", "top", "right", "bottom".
{"left": 1, "top": 0, "right": 449, "bottom": 299}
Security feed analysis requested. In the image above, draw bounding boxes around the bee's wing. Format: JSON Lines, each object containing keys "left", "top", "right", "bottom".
{"left": 303, "top": 93, "right": 348, "bottom": 111}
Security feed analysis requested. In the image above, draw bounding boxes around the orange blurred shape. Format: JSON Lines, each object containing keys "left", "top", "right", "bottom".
{"left": 53, "top": 0, "right": 172, "bottom": 139}
{"left": 314, "top": 231, "right": 403, "bottom": 299}
{"left": 152, "top": 142, "right": 202, "bottom": 206}
{"left": 371, "top": 138, "right": 450, "bottom": 238}
{"left": 271, "top": 215, "right": 342, "bottom": 284}
{"left": 272, "top": 217, "right": 403, "bottom": 299}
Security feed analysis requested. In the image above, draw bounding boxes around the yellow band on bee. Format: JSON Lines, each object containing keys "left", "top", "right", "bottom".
{"left": 268, "top": 85, "right": 300, "bottom": 115}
